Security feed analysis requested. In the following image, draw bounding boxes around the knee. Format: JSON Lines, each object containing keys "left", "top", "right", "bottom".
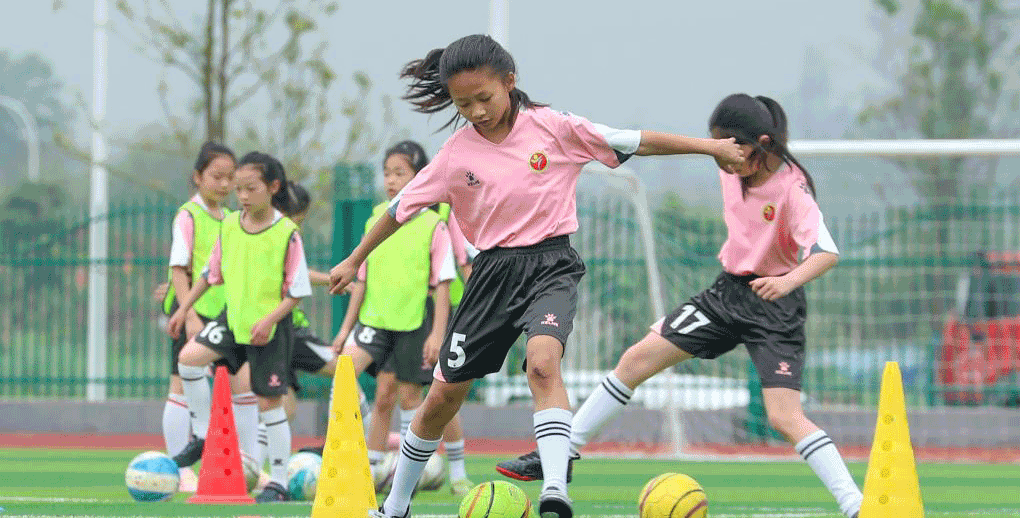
{"left": 766, "top": 409, "right": 802, "bottom": 436}
{"left": 178, "top": 341, "right": 204, "bottom": 367}
{"left": 374, "top": 386, "right": 398, "bottom": 412}
{"left": 526, "top": 355, "right": 561, "bottom": 388}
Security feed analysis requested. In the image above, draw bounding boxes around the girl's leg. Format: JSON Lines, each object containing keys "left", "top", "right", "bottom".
{"left": 525, "top": 334, "right": 573, "bottom": 497}
{"left": 367, "top": 372, "right": 399, "bottom": 477}
{"left": 396, "top": 381, "right": 424, "bottom": 438}
{"left": 258, "top": 394, "right": 291, "bottom": 489}
{"left": 382, "top": 379, "right": 471, "bottom": 516}
{"left": 162, "top": 375, "right": 190, "bottom": 457}
{"left": 571, "top": 332, "right": 692, "bottom": 452}
{"left": 443, "top": 411, "right": 471, "bottom": 493}
{"left": 229, "top": 362, "right": 259, "bottom": 462}
{"left": 763, "top": 388, "right": 862, "bottom": 518}
{"left": 177, "top": 340, "right": 225, "bottom": 442}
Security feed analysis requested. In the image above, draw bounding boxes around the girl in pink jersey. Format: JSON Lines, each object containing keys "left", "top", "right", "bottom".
{"left": 497, "top": 94, "right": 863, "bottom": 518}
{"left": 328, "top": 34, "right": 743, "bottom": 518}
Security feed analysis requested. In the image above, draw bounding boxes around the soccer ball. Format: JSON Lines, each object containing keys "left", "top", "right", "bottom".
{"left": 241, "top": 452, "right": 262, "bottom": 492}
{"left": 417, "top": 454, "right": 447, "bottom": 491}
{"left": 125, "top": 451, "right": 180, "bottom": 502}
{"left": 637, "top": 473, "right": 708, "bottom": 518}
{"left": 286, "top": 452, "right": 321, "bottom": 501}
{"left": 374, "top": 451, "right": 398, "bottom": 494}
{"left": 459, "top": 480, "right": 532, "bottom": 518}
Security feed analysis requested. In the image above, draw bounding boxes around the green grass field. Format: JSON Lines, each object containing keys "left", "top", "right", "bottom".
{"left": 1, "top": 448, "right": 1019, "bottom": 517}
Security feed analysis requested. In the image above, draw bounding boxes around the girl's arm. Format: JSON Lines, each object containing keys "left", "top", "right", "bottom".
{"left": 170, "top": 266, "right": 203, "bottom": 336}
{"left": 250, "top": 296, "right": 301, "bottom": 346}
{"left": 308, "top": 269, "right": 331, "bottom": 286}
{"left": 423, "top": 281, "right": 451, "bottom": 368}
{"left": 332, "top": 281, "right": 366, "bottom": 353}
{"left": 329, "top": 213, "right": 402, "bottom": 294}
{"left": 749, "top": 252, "right": 838, "bottom": 301}
{"left": 635, "top": 132, "right": 743, "bottom": 166}
{"left": 166, "top": 276, "right": 212, "bottom": 338}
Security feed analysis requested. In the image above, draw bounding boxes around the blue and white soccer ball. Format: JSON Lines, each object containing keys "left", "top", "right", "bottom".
{"left": 287, "top": 452, "right": 322, "bottom": 501}
{"left": 125, "top": 451, "right": 180, "bottom": 502}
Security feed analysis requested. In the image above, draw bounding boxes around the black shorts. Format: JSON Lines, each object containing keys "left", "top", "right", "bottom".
{"left": 193, "top": 311, "right": 294, "bottom": 397}
{"left": 355, "top": 297, "right": 434, "bottom": 385}
{"left": 655, "top": 272, "right": 806, "bottom": 390}
{"left": 168, "top": 300, "right": 215, "bottom": 376}
{"left": 289, "top": 327, "right": 334, "bottom": 391}
{"left": 435, "top": 235, "right": 584, "bottom": 384}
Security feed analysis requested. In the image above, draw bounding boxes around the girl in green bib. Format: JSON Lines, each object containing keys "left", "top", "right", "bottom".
{"left": 161, "top": 141, "right": 235, "bottom": 491}
{"left": 331, "top": 141, "right": 474, "bottom": 497}
{"left": 168, "top": 152, "right": 312, "bottom": 502}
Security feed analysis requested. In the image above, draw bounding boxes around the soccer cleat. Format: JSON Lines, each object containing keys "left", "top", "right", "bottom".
{"left": 539, "top": 486, "right": 573, "bottom": 518}
{"left": 177, "top": 466, "right": 198, "bottom": 492}
{"left": 450, "top": 477, "right": 474, "bottom": 497}
{"left": 850, "top": 513, "right": 859, "bottom": 518}
{"left": 254, "top": 481, "right": 290, "bottom": 502}
{"left": 298, "top": 444, "right": 325, "bottom": 456}
{"left": 368, "top": 505, "right": 410, "bottom": 518}
{"left": 495, "top": 450, "right": 577, "bottom": 482}
{"left": 172, "top": 436, "right": 205, "bottom": 468}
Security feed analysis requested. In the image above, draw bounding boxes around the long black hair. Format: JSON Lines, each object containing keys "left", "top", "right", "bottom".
{"left": 384, "top": 140, "right": 429, "bottom": 173}
{"left": 401, "top": 34, "right": 545, "bottom": 131}
{"left": 191, "top": 141, "right": 235, "bottom": 188}
{"left": 708, "top": 94, "right": 815, "bottom": 197}
{"left": 238, "top": 151, "right": 293, "bottom": 214}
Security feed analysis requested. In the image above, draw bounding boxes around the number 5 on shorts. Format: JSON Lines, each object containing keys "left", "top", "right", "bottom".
{"left": 448, "top": 333, "right": 466, "bottom": 368}
{"left": 669, "top": 304, "right": 711, "bottom": 334}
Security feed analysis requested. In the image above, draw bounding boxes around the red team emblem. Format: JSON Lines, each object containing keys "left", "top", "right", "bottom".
{"left": 530, "top": 151, "right": 548, "bottom": 172}
{"left": 762, "top": 203, "right": 776, "bottom": 222}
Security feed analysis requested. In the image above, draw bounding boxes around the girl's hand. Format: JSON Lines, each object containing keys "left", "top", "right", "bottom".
{"left": 749, "top": 275, "right": 797, "bottom": 301}
{"left": 167, "top": 309, "right": 187, "bottom": 339}
{"left": 714, "top": 137, "right": 745, "bottom": 171}
{"left": 422, "top": 332, "right": 441, "bottom": 369}
{"left": 250, "top": 318, "right": 274, "bottom": 346}
{"left": 329, "top": 258, "right": 358, "bottom": 295}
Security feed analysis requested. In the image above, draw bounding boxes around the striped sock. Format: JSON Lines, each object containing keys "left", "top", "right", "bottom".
{"left": 232, "top": 392, "right": 259, "bottom": 458}
{"left": 256, "top": 422, "right": 269, "bottom": 468}
{"left": 399, "top": 407, "right": 416, "bottom": 439}
{"left": 260, "top": 407, "right": 291, "bottom": 487}
{"left": 383, "top": 429, "right": 439, "bottom": 516}
{"left": 571, "top": 372, "right": 634, "bottom": 453}
{"left": 162, "top": 393, "right": 190, "bottom": 456}
{"left": 445, "top": 439, "right": 467, "bottom": 481}
{"left": 535, "top": 407, "right": 572, "bottom": 492}
{"left": 796, "top": 430, "right": 862, "bottom": 517}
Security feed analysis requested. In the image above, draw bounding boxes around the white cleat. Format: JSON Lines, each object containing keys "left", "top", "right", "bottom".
{"left": 178, "top": 466, "right": 198, "bottom": 493}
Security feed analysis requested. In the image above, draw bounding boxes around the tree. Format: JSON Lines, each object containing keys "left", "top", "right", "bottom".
{"left": 0, "top": 50, "right": 75, "bottom": 187}
{"left": 860, "top": 0, "right": 1020, "bottom": 203}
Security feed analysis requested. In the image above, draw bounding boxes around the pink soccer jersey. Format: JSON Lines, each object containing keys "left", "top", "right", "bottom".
{"left": 716, "top": 164, "right": 838, "bottom": 277}
{"left": 389, "top": 107, "right": 641, "bottom": 250}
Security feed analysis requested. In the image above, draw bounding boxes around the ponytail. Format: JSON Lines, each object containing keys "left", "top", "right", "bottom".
{"left": 755, "top": 96, "right": 816, "bottom": 197}
{"left": 238, "top": 151, "right": 293, "bottom": 214}
{"left": 401, "top": 35, "right": 545, "bottom": 132}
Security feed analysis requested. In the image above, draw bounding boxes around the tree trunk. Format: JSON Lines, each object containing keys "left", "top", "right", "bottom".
{"left": 204, "top": 0, "right": 216, "bottom": 141}
{"left": 218, "top": 0, "right": 230, "bottom": 141}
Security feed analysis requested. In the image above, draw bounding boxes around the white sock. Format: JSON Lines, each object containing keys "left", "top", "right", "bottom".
{"left": 368, "top": 449, "right": 385, "bottom": 479}
{"left": 796, "top": 430, "right": 863, "bottom": 517}
{"left": 399, "top": 407, "right": 416, "bottom": 439}
{"left": 232, "top": 392, "right": 259, "bottom": 459}
{"left": 383, "top": 429, "right": 439, "bottom": 516}
{"left": 360, "top": 390, "right": 372, "bottom": 434}
{"left": 178, "top": 364, "right": 211, "bottom": 439}
{"left": 571, "top": 372, "right": 633, "bottom": 453}
{"left": 256, "top": 422, "right": 269, "bottom": 468}
{"left": 162, "top": 393, "right": 190, "bottom": 456}
{"left": 261, "top": 406, "right": 291, "bottom": 487}
{"left": 535, "top": 407, "right": 572, "bottom": 493}
{"left": 445, "top": 439, "right": 467, "bottom": 481}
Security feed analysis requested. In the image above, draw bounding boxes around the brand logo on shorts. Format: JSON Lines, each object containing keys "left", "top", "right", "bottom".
{"left": 268, "top": 373, "right": 282, "bottom": 387}
{"left": 775, "top": 362, "right": 793, "bottom": 376}
{"left": 762, "top": 203, "right": 776, "bottom": 222}
{"left": 541, "top": 313, "right": 559, "bottom": 327}
{"left": 530, "top": 151, "right": 549, "bottom": 172}
{"left": 465, "top": 171, "right": 480, "bottom": 187}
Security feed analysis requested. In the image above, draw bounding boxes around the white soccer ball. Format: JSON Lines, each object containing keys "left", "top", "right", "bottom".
{"left": 417, "top": 454, "right": 446, "bottom": 491}
{"left": 125, "top": 451, "right": 180, "bottom": 502}
{"left": 241, "top": 452, "right": 262, "bottom": 492}
{"left": 287, "top": 452, "right": 322, "bottom": 481}
{"left": 373, "top": 451, "right": 398, "bottom": 494}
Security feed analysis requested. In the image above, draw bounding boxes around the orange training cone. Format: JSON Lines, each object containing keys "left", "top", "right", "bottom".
{"left": 188, "top": 365, "right": 254, "bottom": 504}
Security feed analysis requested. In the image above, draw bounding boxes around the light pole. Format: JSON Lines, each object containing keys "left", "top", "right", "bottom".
{"left": 488, "top": 0, "right": 508, "bottom": 48}
{"left": 87, "top": 0, "right": 110, "bottom": 402}
{"left": 0, "top": 95, "right": 40, "bottom": 182}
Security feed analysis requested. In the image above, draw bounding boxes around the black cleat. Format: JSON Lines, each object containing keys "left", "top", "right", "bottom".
{"left": 172, "top": 436, "right": 205, "bottom": 468}
{"left": 495, "top": 450, "right": 577, "bottom": 483}
{"left": 298, "top": 444, "right": 324, "bottom": 456}
{"left": 368, "top": 505, "right": 410, "bottom": 518}
{"left": 538, "top": 486, "right": 573, "bottom": 518}
{"left": 255, "top": 481, "right": 290, "bottom": 502}
{"left": 851, "top": 513, "right": 859, "bottom": 518}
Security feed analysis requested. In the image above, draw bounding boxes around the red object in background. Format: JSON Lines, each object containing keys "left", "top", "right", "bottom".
{"left": 939, "top": 251, "right": 1020, "bottom": 405}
